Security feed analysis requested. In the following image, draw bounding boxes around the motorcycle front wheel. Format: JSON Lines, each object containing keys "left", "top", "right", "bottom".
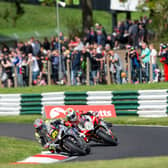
{"left": 96, "top": 128, "right": 118, "bottom": 146}
{"left": 62, "top": 137, "right": 88, "bottom": 156}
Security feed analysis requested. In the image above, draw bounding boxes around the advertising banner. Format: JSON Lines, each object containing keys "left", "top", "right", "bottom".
{"left": 44, "top": 105, "right": 116, "bottom": 119}
{"left": 110, "top": 0, "right": 143, "bottom": 12}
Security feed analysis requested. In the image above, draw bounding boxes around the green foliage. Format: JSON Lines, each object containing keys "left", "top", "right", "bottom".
{"left": 38, "top": 0, "right": 55, "bottom": 6}
{"left": 0, "top": 2, "right": 149, "bottom": 40}
{"left": 0, "top": 0, "right": 26, "bottom": 27}
{"left": 64, "top": 15, "right": 82, "bottom": 39}
{"left": 141, "top": 0, "right": 168, "bottom": 38}
{"left": 39, "top": 0, "right": 80, "bottom": 6}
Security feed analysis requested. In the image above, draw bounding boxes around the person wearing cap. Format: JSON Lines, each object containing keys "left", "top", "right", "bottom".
{"left": 159, "top": 44, "right": 168, "bottom": 59}
{"left": 126, "top": 46, "right": 140, "bottom": 83}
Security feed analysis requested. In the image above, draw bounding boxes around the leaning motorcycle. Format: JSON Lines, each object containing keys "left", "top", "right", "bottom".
{"left": 53, "top": 124, "right": 90, "bottom": 156}
{"left": 78, "top": 114, "right": 118, "bottom": 146}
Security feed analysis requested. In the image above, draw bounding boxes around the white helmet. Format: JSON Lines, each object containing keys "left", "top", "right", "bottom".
{"left": 67, "top": 111, "right": 77, "bottom": 122}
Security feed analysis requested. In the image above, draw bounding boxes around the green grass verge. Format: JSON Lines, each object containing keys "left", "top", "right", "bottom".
{"left": 0, "top": 137, "right": 41, "bottom": 164}
{"left": 0, "top": 137, "right": 168, "bottom": 168}
{"left": 0, "top": 115, "right": 41, "bottom": 124}
{"left": 1, "top": 116, "right": 168, "bottom": 126}
{"left": 0, "top": 2, "right": 148, "bottom": 40}
{"left": 0, "top": 82, "right": 167, "bottom": 94}
{"left": 105, "top": 117, "right": 168, "bottom": 126}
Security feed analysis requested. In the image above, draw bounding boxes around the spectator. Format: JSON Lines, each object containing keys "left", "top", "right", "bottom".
{"left": 21, "top": 52, "right": 28, "bottom": 86}
{"left": 126, "top": 46, "right": 140, "bottom": 83}
{"left": 1, "top": 53, "right": 13, "bottom": 87}
{"left": 128, "top": 20, "right": 139, "bottom": 48}
{"left": 71, "top": 49, "right": 81, "bottom": 85}
{"left": 27, "top": 53, "right": 40, "bottom": 84}
{"left": 105, "top": 35, "right": 114, "bottom": 49}
{"left": 149, "top": 44, "right": 157, "bottom": 80}
{"left": 140, "top": 42, "right": 151, "bottom": 82}
{"left": 24, "top": 41, "right": 33, "bottom": 55}
{"left": 138, "top": 24, "right": 145, "bottom": 46}
{"left": 90, "top": 48, "right": 99, "bottom": 85}
{"left": 50, "top": 50, "right": 59, "bottom": 84}
{"left": 109, "top": 50, "right": 122, "bottom": 84}
{"left": 96, "top": 30, "right": 106, "bottom": 47}
{"left": 80, "top": 47, "right": 90, "bottom": 84}
{"left": 43, "top": 37, "right": 50, "bottom": 50}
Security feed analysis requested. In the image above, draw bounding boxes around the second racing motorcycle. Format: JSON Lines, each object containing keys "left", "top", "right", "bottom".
{"left": 78, "top": 113, "right": 118, "bottom": 146}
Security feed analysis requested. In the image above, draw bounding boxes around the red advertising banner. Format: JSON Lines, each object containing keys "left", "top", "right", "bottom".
{"left": 44, "top": 105, "right": 116, "bottom": 119}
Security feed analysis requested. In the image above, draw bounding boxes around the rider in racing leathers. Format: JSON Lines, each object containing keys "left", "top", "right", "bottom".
{"left": 64, "top": 108, "right": 113, "bottom": 134}
{"left": 33, "top": 118, "right": 63, "bottom": 153}
{"left": 64, "top": 108, "right": 97, "bottom": 126}
{"left": 64, "top": 108, "right": 100, "bottom": 141}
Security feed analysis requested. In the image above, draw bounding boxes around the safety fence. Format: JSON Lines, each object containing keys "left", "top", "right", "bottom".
{"left": 0, "top": 90, "right": 168, "bottom": 117}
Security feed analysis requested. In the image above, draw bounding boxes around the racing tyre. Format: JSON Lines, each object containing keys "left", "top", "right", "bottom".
{"left": 79, "top": 137, "right": 91, "bottom": 154}
{"left": 96, "top": 128, "right": 118, "bottom": 146}
{"left": 62, "top": 138, "right": 87, "bottom": 156}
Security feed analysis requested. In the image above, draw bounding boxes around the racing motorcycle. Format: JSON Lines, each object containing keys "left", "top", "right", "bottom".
{"left": 52, "top": 123, "right": 90, "bottom": 156}
{"left": 78, "top": 113, "right": 118, "bottom": 146}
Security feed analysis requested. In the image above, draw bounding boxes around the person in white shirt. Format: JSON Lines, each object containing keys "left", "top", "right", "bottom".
{"left": 27, "top": 53, "right": 40, "bottom": 84}
{"left": 149, "top": 44, "right": 157, "bottom": 80}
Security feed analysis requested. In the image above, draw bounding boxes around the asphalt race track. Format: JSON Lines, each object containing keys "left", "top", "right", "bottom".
{"left": 1, "top": 123, "right": 168, "bottom": 161}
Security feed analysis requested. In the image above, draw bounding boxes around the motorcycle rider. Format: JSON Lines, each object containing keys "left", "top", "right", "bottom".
{"left": 33, "top": 118, "right": 63, "bottom": 153}
{"left": 65, "top": 108, "right": 96, "bottom": 126}
{"left": 65, "top": 108, "right": 113, "bottom": 131}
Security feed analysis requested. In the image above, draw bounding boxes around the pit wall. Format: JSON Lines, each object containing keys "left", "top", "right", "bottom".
{"left": 0, "top": 90, "right": 168, "bottom": 117}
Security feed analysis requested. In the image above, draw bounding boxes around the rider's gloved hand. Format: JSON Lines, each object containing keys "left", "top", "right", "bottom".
{"left": 35, "top": 132, "right": 42, "bottom": 144}
{"left": 49, "top": 143, "right": 62, "bottom": 153}
{"left": 44, "top": 142, "right": 50, "bottom": 149}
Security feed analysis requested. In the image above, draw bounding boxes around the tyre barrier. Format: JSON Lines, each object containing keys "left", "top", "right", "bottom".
{"left": 0, "top": 89, "right": 168, "bottom": 117}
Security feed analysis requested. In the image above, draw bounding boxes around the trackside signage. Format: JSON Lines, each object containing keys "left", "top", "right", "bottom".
{"left": 44, "top": 105, "right": 116, "bottom": 119}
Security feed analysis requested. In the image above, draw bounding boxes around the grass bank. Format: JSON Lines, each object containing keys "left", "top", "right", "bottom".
{"left": 0, "top": 82, "right": 167, "bottom": 94}
{"left": 0, "top": 2, "right": 148, "bottom": 40}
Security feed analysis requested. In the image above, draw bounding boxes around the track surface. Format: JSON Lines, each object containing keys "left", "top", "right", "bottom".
{"left": 1, "top": 123, "right": 168, "bottom": 161}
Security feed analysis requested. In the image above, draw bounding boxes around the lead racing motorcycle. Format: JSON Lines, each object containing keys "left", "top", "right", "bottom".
{"left": 52, "top": 123, "right": 90, "bottom": 156}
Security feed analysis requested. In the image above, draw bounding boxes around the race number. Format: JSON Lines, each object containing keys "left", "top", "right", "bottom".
{"left": 51, "top": 130, "right": 58, "bottom": 139}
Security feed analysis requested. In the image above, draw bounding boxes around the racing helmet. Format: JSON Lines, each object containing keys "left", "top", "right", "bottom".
{"left": 67, "top": 110, "right": 77, "bottom": 122}
{"left": 33, "top": 118, "right": 47, "bottom": 133}
{"left": 65, "top": 108, "right": 75, "bottom": 114}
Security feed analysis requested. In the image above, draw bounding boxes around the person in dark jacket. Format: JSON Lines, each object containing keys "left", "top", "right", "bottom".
{"left": 71, "top": 49, "right": 81, "bottom": 85}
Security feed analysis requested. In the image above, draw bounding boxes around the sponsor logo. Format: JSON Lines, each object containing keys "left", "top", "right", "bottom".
{"left": 99, "top": 110, "right": 112, "bottom": 117}
{"left": 45, "top": 105, "right": 116, "bottom": 119}
{"left": 50, "top": 107, "right": 66, "bottom": 119}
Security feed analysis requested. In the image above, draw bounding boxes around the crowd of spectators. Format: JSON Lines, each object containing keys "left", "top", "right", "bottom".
{"left": 0, "top": 16, "right": 166, "bottom": 87}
